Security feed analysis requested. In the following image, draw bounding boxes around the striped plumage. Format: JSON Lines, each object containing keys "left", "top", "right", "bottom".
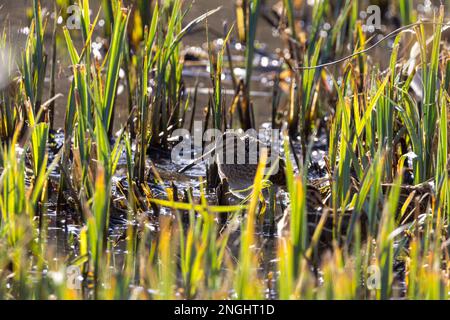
{"left": 215, "top": 132, "right": 286, "bottom": 198}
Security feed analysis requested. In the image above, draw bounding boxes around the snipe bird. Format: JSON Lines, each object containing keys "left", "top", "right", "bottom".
{"left": 178, "top": 131, "right": 325, "bottom": 207}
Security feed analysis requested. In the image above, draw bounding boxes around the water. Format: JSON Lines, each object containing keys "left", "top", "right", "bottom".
{"left": 0, "top": 0, "right": 281, "bottom": 128}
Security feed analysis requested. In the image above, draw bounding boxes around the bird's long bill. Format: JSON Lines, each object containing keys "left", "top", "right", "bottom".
{"left": 177, "top": 146, "right": 217, "bottom": 174}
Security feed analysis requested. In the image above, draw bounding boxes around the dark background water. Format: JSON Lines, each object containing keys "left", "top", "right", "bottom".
{"left": 0, "top": 0, "right": 281, "bottom": 130}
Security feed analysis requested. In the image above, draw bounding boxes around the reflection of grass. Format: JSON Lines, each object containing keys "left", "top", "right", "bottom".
{"left": 0, "top": 0, "right": 449, "bottom": 300}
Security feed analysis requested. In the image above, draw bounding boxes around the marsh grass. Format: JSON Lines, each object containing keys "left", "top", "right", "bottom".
{"left": 0, "top": 0, "right": 449, "bottom": 300}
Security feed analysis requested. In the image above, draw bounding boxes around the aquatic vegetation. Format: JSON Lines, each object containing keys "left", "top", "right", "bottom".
{"left": 0, "top": 0, "right": 449, "bottom": 300}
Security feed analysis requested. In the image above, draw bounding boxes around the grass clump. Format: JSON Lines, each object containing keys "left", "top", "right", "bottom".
{"left": 0, "top": 0, "right": 449, "bottom": 301}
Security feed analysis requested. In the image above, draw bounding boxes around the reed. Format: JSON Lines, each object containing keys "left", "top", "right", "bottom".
{"left": 0, "top": 0, "right": 450, "bottom": 301}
